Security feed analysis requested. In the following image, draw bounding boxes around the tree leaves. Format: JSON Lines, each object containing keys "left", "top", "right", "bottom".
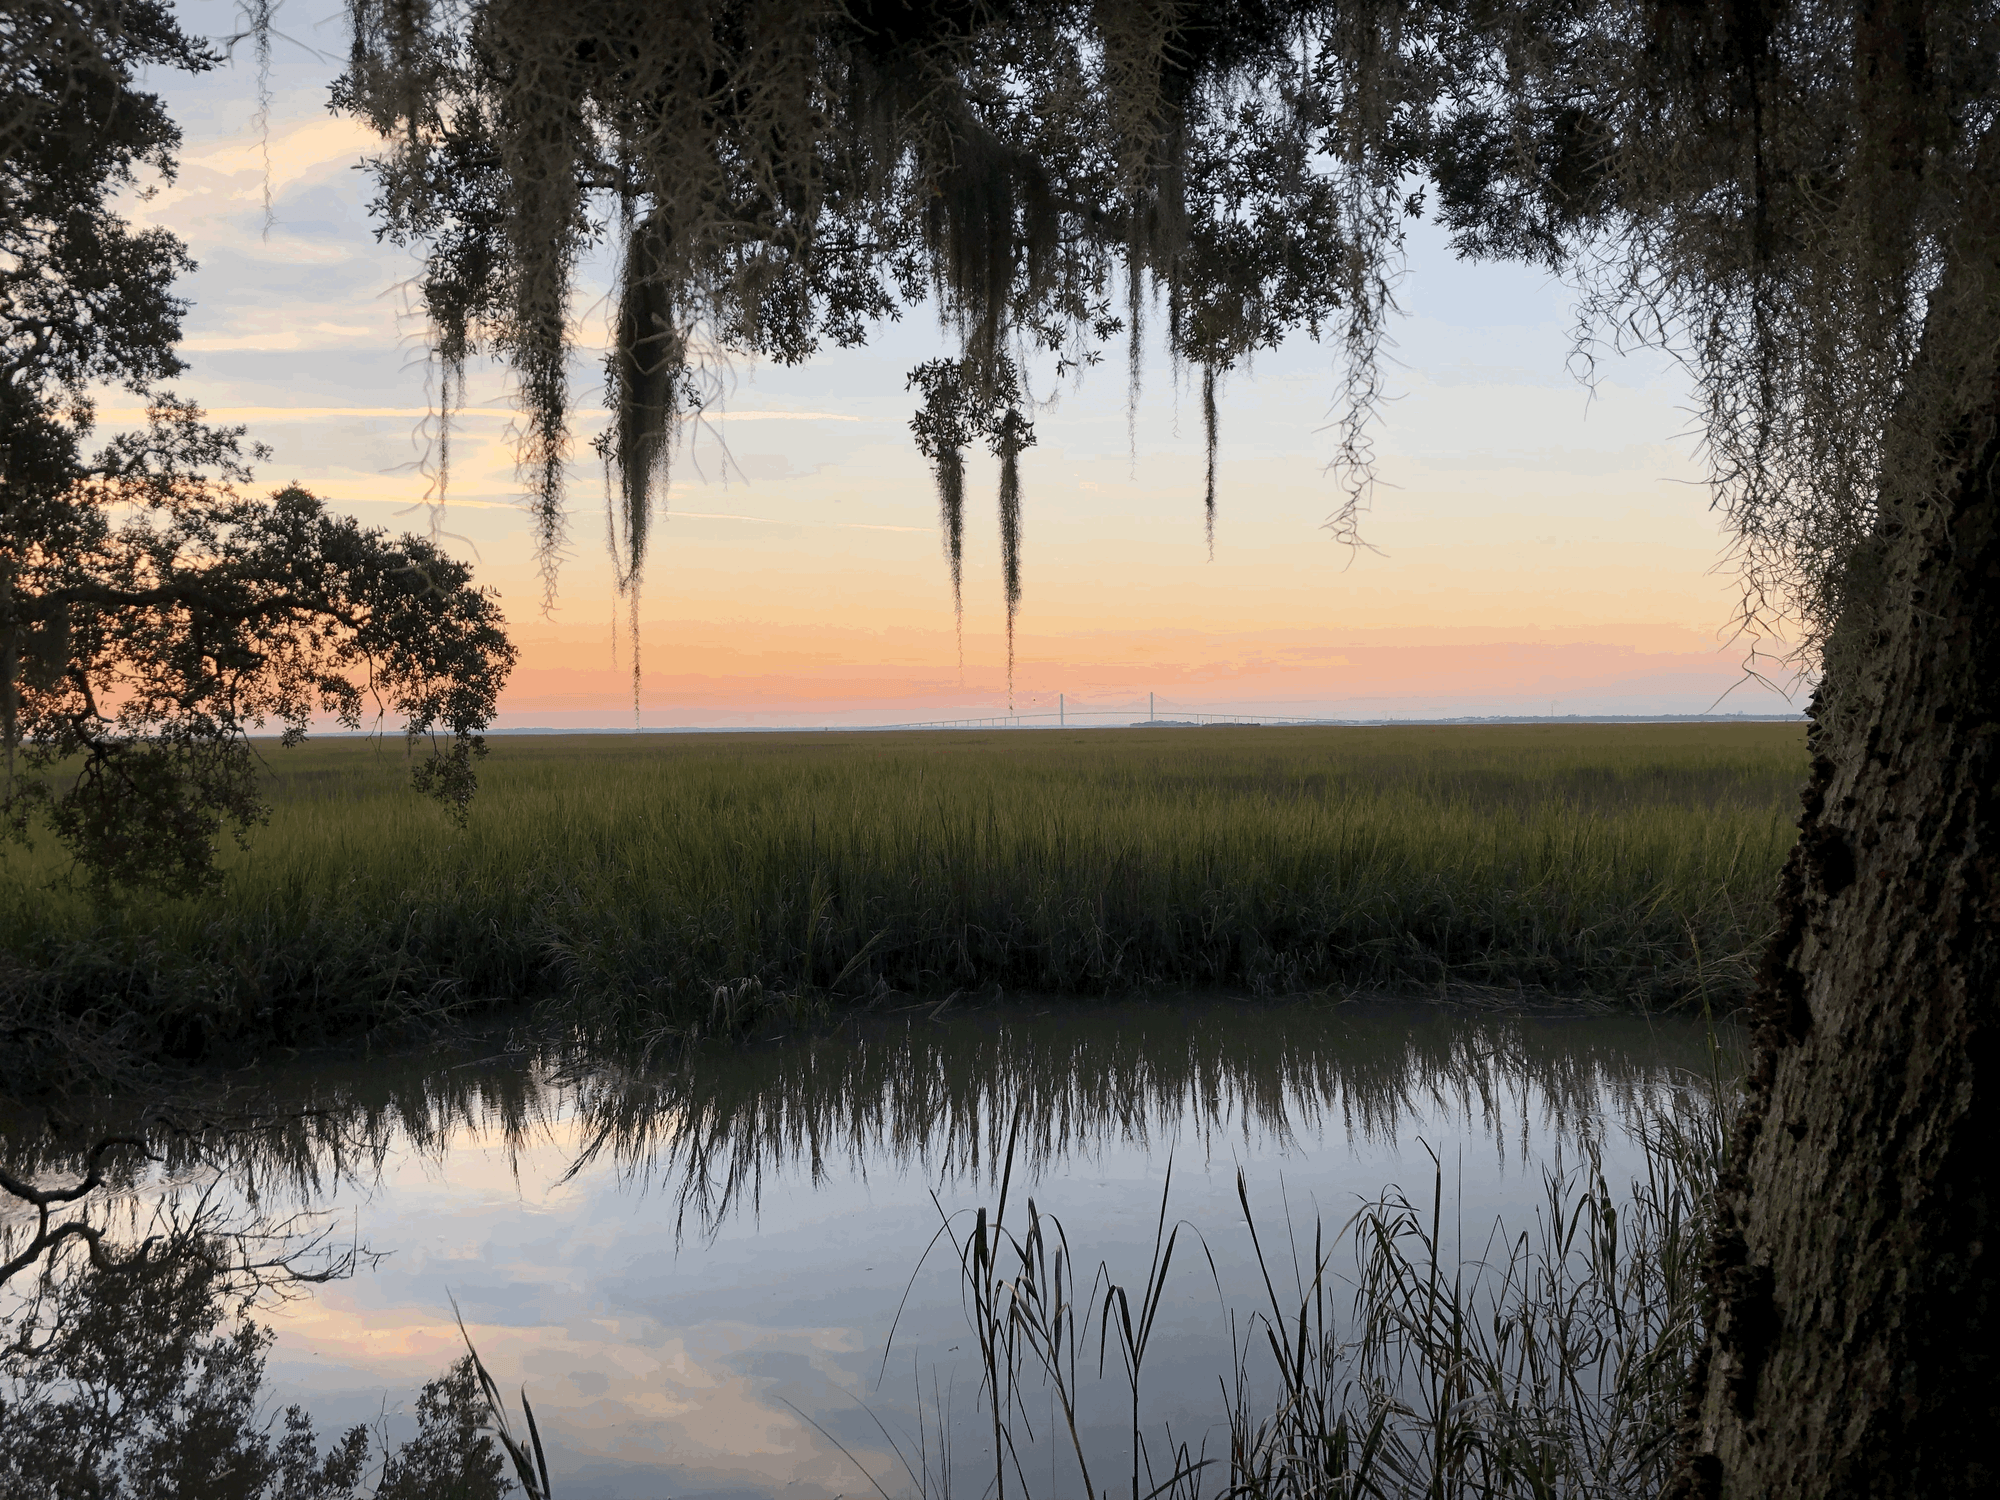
{"left": 339, "top": 0, "right": 1362, "bottom": 656}
{"left": 2, "top": 5, "right": 517, "bottom": 897}
{"left": 4, "top": 471, "right": 516, "bottom": 896}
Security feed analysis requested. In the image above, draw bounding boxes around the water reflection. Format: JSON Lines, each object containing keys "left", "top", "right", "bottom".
{"left": 553, "top": 1001, "right": 1711, "bottom": 1240}
{"left": 2, "top": 998, "right": 1728, "bottom": 1499}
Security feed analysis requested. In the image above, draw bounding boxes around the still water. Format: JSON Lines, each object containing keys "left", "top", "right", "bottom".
{"left": 6, "top": 998, "right": 1721, "bottom": 1498}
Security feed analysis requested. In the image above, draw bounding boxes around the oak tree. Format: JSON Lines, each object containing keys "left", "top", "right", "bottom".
{"left": 1, "top": 0, "right": 517, "bottom": 896}
{"left": 333, "top": 2, "right": 1998, "bottom": 1493}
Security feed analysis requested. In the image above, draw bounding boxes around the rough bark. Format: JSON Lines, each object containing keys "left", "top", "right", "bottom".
{"left": 1672, "top": 360, "right": 2000, "bottom": 1493}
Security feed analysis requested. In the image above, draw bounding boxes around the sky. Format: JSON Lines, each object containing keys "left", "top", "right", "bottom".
{"left": 118, "top": 1, "right": 1808, "bottom": 729}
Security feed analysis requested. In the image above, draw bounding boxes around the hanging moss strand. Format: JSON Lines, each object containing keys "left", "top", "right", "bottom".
{"left": 1202, "top": 363, "right": 1218, "bottom": 558}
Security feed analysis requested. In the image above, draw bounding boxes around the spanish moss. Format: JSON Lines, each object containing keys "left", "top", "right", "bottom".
{"left": 339, "top": 0, "right": 1350, "bottom": 660}
{"left": 1128, "top": 262, "right": 1145, "bottom": 472}
{"left": 937, "top": 445, "right": 966, "bottom": 666}
{"left": 995, "top": 409, "right": 1029, "bottom": 698}
{"left": 1202, "top": 363, "right": 1218, "bottom": 558}
{"left": 247, "top": 0, "right": 274, "bottom": 235}
{"left": 431, "top": 349, "right": 457, "bottom": 522}
{"left": 629, "top": 587, "right": 642, "bottom": 730}
{"left": 609, "top": 218, "right": 681, "bottom": 588}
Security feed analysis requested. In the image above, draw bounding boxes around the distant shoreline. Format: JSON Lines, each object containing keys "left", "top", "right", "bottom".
{"left": 281, "top": 712, "right": 1808, "bottom": 737}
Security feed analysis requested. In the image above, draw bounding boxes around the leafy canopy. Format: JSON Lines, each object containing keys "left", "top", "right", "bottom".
{"left": 2, "top": 0, "right": 517, "bottom": 894}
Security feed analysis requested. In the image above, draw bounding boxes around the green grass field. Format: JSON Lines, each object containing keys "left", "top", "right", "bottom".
{"left": 1, "top": 724, "right": 1806, "bottom": 1071}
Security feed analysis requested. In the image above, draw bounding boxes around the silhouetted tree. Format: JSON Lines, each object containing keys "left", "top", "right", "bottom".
{"left": 1, "top": 1242, "right": 511, "bottom": 1499}
{"left": 2, "top": 1, "right": 516, "bottom": 898}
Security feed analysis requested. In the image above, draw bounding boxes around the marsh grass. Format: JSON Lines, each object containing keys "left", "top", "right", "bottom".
{"left": 1, "top": 725, "right": 1802, "bottom": 1078}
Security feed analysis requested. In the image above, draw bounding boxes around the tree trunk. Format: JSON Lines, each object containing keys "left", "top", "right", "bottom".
{"left": 1671, "top": 375, "right": 2000, "bottom": 1490}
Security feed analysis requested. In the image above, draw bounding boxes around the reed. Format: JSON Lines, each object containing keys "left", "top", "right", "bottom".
{"left": 1, "top": 725, "right": 1803, "bottom": 1077}
{"left": 869, "top": 1086, "right": 1721, "bottom": 1500}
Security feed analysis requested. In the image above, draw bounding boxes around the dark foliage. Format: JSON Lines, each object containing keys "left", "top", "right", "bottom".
{"left": 336, "top": 0, "right": 1360, "bottom": 670}
{"left": 0, "top": 1246, "right": 511, "bottom": 1499}
{"left": 2, "top": 2, "right": 516, "bottom": 897}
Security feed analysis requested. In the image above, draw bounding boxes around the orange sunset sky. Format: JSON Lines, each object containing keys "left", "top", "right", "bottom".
{"left": 120, "top": 2, "right": 1806, "bottom": 728}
